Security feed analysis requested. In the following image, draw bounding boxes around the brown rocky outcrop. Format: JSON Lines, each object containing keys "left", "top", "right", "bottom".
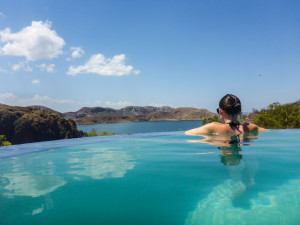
{"left": 0, "top": 104, "right": 85, "bottom": 145}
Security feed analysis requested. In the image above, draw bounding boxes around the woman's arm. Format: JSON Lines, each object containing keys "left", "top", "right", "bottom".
{"left": 185, "top": 122, "right": 218, "bottom": 136}
{"left": 257, "top": 126, "right": 267, "bottom": 132}
{"left": 248, "top": 123, "right": 267, "bottom": 133}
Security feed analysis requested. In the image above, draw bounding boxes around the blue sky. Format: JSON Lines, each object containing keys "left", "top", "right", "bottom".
{"left": 0, "top": 0, "right": 299, "bottom": 113}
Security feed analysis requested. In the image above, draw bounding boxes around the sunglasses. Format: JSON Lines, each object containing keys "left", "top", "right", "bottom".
{"left": 216, "top": 108, "right": 220, "bottom": 114}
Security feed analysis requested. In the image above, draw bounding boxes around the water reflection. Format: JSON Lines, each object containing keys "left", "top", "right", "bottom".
{"left": 0, "top": 145, "right": 135, "bottom": 198}
{"left": 67, "top": 147, "right": 135, "bottom": 180}
{"left": 0, "top": 144, "right": 136, "bottom": 221}
{"left": 2, "top": 172, "right": 66, "bottom": 198}
{"left": 185, "top": 133, "right": 300, "bottom": 224}
{"left": 0, "top": 155, "right": 66, "bottom": 198}
{"left": 219, "top": 146, "right": 243, "bottom": 166}
{"left": 189, "top": 133, "right": 258, "bottom": 199}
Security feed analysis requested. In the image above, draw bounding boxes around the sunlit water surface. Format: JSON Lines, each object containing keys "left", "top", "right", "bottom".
{"left": 77, "top": 120, "right": 203, "bottom": 134}
{"left": 0, "top": 129, "right": 300, "bottom": 225}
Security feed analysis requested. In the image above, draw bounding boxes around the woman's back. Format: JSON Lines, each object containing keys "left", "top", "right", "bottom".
{"left": 209, "top": 122, "right": 260, "bottom": 134}
{"left": 185, "top": 94, "right": 266, "bottom": 136}
{"left": 185, "top": 122, "right": 264, "bottom": 136}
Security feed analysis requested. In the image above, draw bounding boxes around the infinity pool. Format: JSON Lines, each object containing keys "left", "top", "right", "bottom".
{"left": 0, "top": 130, "right": 300, "bottom": 225}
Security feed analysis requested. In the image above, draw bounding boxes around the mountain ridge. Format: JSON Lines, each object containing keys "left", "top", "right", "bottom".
{"left": 75, "top": 107, "right": 216, "bottom": 125}
{"left": 63, "top": 105, "right": 173, "bottom": 120}
{"left": 1, "top": 103, "right": 217, "bottom": 126}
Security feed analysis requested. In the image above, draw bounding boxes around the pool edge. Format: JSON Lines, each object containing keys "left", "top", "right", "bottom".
{"left": 0, "top": 131, "right": 184, "bottom": 158}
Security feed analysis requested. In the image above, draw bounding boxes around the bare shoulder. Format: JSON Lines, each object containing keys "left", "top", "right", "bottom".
{"left": 246, "top": 123, "right": 267, "bottom": 133}
{"left": 185, "top": 122, "right": 222, "bottom": 136}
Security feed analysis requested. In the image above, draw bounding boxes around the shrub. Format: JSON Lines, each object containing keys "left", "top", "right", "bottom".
{"left": 0, "top": 135, "right": 12, "bottom": 146}
{"left": 88, "top": 128, "right": 99, "bottom": 137}
{"left": 202, "top": 116, "right": 221, "bottom": 125}
{"left": 254, "top": 102, "right": 300, "bottom": 129}
{"left": 88, "top": 128, "right": 115, "bottom": 137}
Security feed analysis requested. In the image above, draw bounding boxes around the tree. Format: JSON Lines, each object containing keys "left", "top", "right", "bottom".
{"left": 202, "top": 116, "right": 221, "bottom": 125}
{"left": 202, "top": 117, "right": 207, "bottom": 125}
{"left": 88, "top": 127, "right": 99, "bottom": 137}
{"left": 254, "top": 102, "right": 300, "bottom": 128}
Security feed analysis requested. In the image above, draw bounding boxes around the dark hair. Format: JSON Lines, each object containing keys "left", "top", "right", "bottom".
{"left": 219, "top": 94, "right": 241, "bottom": 115}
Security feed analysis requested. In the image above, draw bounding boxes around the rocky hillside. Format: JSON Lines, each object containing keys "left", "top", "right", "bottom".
{"left": 0, "top": 104, "right": 85, "bottom": 145}
{"left": 76, "top": 107, "right": 216, "bottom": 125}
{"left": 29, "top": 105, "right": 63, "bottom": 116}
{"left": 63, "top": 106, "right": 173, "bottom": 120}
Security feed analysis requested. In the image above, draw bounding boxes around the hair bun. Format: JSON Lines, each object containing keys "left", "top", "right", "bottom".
{"left": 219, "top": 94, "right": 242, "bottom": 115}
{"left": 226, "top": 102, "right": 241, "bottom": 114}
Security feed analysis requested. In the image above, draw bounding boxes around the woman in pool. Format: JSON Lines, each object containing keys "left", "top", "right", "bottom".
{"left": 186, "top": 94, "right": 263, "bottom": 199}
{"left": 185, "top": 94, "right": 266, "bottom": 136}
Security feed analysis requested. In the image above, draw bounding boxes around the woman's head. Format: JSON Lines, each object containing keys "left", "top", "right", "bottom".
{"left": 219, "top": 94, "right": 241, "bottom": 116}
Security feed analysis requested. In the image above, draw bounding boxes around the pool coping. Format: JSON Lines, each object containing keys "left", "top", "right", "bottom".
{"left": 0, "top": 131, "right": 184, "bottom": 159}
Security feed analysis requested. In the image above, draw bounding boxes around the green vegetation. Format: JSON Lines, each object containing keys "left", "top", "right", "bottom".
{"left": 0, "top": 104, "right": 85, "bottom": 145}
{"left": 202, "top": 116, "right": 221, "bottom": 125}
{"left": 253, "top": 102, "right": 300, "bottom": 129}
{"left": 87, "top": 127, "right": 116, "bottom": 137}
{"left": 0, "top": 135, "right": 12, "bottom": 146}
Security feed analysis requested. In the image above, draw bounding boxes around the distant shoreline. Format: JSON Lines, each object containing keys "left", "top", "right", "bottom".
{"left": 73, "top": 107, "right": 216, "bottom": 125}
{"left": 76, "top": 118, "right": 203, "bottom": 125}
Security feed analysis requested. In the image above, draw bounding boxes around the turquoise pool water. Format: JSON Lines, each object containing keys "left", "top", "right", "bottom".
{"left": 0, "top": 130, "right": 300, "bottom": 225}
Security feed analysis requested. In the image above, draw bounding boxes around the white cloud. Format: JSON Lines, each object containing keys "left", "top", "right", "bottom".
{"left": 38, "top": 63, "right": 55, "bottom": 72}
{"left": 71, "top": 47, "right": 84, "bottom": 58}
{"left": 0, "top": 93, "right": 79, "bottom": 112}
{"left": 12, "top": 61, "right": 33, "bottom": 72}
{"left": 32, "top": 79, "right": 40, "bottom": 85}
{"left": 133, "top": 70, "right": 140, "bottom": 75}
{"left": 104, "top": 100, "right": 131, "bottom": 107}
{"left": 0, "top": 12, "right": 6, "bottom": 21}
{"left": 0, "top": 92, "right": 133, "bottom": 112}
{"left": 149, "top": 103, "right": 163, "bottom": 107}
{"left": 0, "top": 67, "right": 7, "bottom": 72}
{"left": 0, "top": 21, "right": 65, "bottom": 61}
{"left": 93, "top": 100, "right": 102, "bottom": 106}
{"left": 67, "top": 54, "right": 140, "bottom": 76}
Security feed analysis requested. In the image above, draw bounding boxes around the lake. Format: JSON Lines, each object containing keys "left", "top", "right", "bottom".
{"left": 77, "top": 120, "right": 203, "bottom": 134}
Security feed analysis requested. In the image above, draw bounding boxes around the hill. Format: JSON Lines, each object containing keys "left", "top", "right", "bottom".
{"left": 63, "top": 106, "right": 173, "bottom": 120}
{"left": 29, "top": 105, "right": 63, "bottom": 116}
{"left": 0, "top": 104, "right": 85, "bottom": 145}
{"left": 75, "top": 107, "right": 216, "bottom": 125}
